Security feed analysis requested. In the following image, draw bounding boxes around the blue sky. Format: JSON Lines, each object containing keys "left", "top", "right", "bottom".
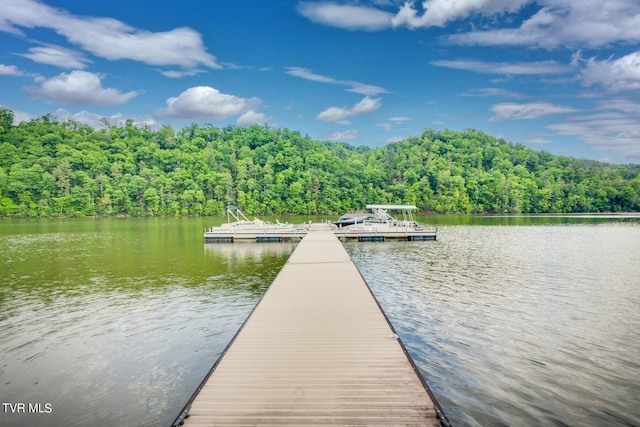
{"left": 1, "top": 0, "right": 640, "bottom": 163}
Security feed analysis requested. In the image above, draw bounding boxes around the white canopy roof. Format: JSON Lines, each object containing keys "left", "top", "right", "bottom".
{"left": 366, "top": 204, "right": 417, "bottom": 210}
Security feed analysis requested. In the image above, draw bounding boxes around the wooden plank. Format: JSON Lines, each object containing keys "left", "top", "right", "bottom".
{"left": 180, "top": 227, "right": 445, "bottom": 426}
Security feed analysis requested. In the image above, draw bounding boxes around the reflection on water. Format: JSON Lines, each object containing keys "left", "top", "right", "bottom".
{"left": 346, "top": 224, "right": 640, "bottom": 427}
{"left": 2, "top": 216, "right": 640, "bottom": 426}
{"left": 0, "top": 218, "right": 295, "bottom": 427}
{"left": 421, "top": 212, "right": 640, "bottom": 226}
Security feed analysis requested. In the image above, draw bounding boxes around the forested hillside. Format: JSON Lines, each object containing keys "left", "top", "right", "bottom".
{"left": 1, "top": 108, "right": 639, "bottom": 218}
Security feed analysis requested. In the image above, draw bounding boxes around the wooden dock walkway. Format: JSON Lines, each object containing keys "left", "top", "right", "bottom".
{"left": 174, "top": 224, "right": 449, "bottom": 426}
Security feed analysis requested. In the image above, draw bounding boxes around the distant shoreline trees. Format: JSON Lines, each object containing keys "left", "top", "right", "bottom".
{"left": 1, "top": 108, "right": 639, "bottom": 218}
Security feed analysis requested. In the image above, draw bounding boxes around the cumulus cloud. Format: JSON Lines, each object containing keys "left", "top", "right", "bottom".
{"left": 23, "top": 70, "right": 139, "bottom": 106}
{"left": 448, "top": 0, "right": 640, "bottom": 48}
{"left": 18, "top": 43, "right": 90, "bottom": 69}
{"left": 490, "top": 101, "right": 578, "bottom": 121}
{"left": 298, "top": 0, "right": 532, "bottom": 31}
{"left": 351, "top": 96, "right": 381, "bottom": 113}
{"left": 431, "top": 59, "right": 572, "bottom": 75}
{"left": 52, "top": 108, "right": 158, "bottom": 129}
{"left": 285, "top": 67, "right": 388, "bottom": 96}
{"left": 316, "top": 107, "right": 353, "bottom": 123}
{"left": 0, "top": 104, "right": 33, "bottom": 123}
{"left": 296, "top": 1, "right": 640, "bottom": 49}
{"left": 298, "top": 2, "right": 393, "bottom": 31}
{"left": 154, "top": 86, "right": 261, "bottom": 121}
{"left": 237, "top": 110, "right": 269, "bottom": 126}
{"left": 392, "top": 0, "right": 530, "bottom": 28}
{"left": 0, "top": 64, "right": 24, "bottom": 76}
{"left": 0, "top": 0, "right": 220, "bottom": 72}
{"left": 316, "top": 96, "right": 382, "bottom": 122}
{"left": 575, "top": 51, "right": 640, "bottom": 93}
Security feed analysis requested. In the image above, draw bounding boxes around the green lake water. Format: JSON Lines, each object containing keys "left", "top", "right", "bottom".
{"left": 1, "top": 215, "right": 639, "bottom": 426}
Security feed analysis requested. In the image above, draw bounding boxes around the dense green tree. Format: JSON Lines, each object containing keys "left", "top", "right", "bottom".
{"left": 0, "top": 108, "right": 638, "bottom": 218}
{"left": 0, "top": 108, "right": 14, "bottom": 138}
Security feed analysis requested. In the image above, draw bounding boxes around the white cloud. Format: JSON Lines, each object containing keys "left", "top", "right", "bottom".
{"left": 377, "top": 116, "right": 411, "bottom": 130}
{"left": 575, "top": 51, "right": 640, "bottom": 93}
{"left": 389, "top": 116, "right": 411, "bottom": 123}
{"left": 316, "top": 96, "right": 382, "bottom": 122}
{"left": 13, "top": 109, "right": 33, "bottom": 123}
{"left": 52, "top": 109, "right": 104, "bottom": 128}
{"left": 490, "top": 101, "right": 578, "bottom": 121}
{"left": 0, "top": 64, "right": 24, "bottom": 76}
{"left": 0, "top": 104, "right": 33, "bottom": 123}
{"left": 159, "top": 69, "right": 206, "bottom": 79}
{"left": 154, "top": 86, "right": 261, "bottom": 121}
{"left": 294, "top": 0, "right": 640, "bottom": 50}
{"left": 316, "top": 107, "right": 353, "bottom": 124}
{"left": 343, "top": 81, "right": 389, "bottom": 96}
{"left": 18, "top": 43, "right": 90, "bottom": 69}
{"left": 461, "top": 88, "right": 525, "bottom": 98}
{"left": 0, "top": 0, "right": 220, "bottom": 72}
{"left": 285, "top": 67, "right": 388, "bottom": 96}
{"left": 527, "top": 136, "right": 552, "bottom": 144}
{"left": 237, "top": 110, "right": 269, "bottom": 127}
{"left": 546, "top": 98, "right": 640, "bottom": 161}
{"left": 328, "top": 130, "right": 360, "bottom": 142}
{"left": 220, "top": 62, "right": 252, "bottom": 70}
{"left": 431, "top": 59, "right": 572, "bottom": 75}
{"left": 384, "top": 136, "right": 405, "bottom": 144}
{"left": 352, "top": 96, "right": 382, "bottom": 114}
{"left": 448, "top": 0, "right": 640, "bottom": 48}
{"left": 71, "top": 24, "right": 218, "bottom": 69}
{"left": 392, "top": 0, "right": 530, "bottom": 28}
{"left": 600, "top": 98, "right": 640, "bottom": 115}
{"left": 23, "top": 70, "right": 138, "bottom": 106}
{"left": 298, "top": 2, "right": 393, "bottom": 31}
{"left": 52, "top": 108, "right": 158, "bottom": 129}
{"left": 286, "top": 67, "right": 336, "bottom": 83}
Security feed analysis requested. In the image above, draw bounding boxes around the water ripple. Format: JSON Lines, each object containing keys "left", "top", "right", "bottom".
{"left": 0, "top": 222, "right": 294, "bottom": 427}
{"left": 347, "top": 225, "right": 640, "bottom": 427}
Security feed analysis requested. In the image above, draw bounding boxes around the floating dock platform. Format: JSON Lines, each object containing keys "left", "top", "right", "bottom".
{"left": 204, "top": 229, "right": 307, "bottom": 243}
{"left": 333, "top": 227, "right": 437, "bottom": 241}
{"left": 176, "top": 224, "right": 449, "bottom": 426}
{"left": 204, "top": 223, "right": 437, "bottom": 243}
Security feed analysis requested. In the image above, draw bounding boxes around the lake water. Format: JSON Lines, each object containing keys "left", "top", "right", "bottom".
{"left": 1, "top": 215, "right": 639, "bottom": 426}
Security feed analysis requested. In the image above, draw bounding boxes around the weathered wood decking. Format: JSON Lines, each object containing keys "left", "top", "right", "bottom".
{"left": 176, "top": 224, "right": 447, "bottom": 426}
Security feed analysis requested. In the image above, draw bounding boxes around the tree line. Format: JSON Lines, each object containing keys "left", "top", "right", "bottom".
{"left": 1, "top": 108, "right": 639, "bottom": 218}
